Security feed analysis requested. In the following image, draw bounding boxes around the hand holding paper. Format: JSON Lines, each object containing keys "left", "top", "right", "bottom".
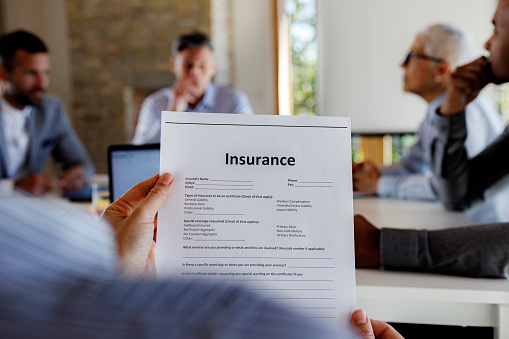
{"left": 157, "top": 112, "right": 357, "bottom": 331}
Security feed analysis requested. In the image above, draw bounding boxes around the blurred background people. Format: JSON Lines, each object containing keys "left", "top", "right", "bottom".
{"left": 432, "top": 0, "right": 509, "bottom": 215}
{"left": 353, "top": 23, "right": 509, "bottom": 224}
{"left": 354, "top": 1, "right": 509, "bottom": 279}
{"left": 132, "top": 31, "right": 254, "bottom": 145}
{"left": 0, "top": 30, "right": 94, "bottom": 195}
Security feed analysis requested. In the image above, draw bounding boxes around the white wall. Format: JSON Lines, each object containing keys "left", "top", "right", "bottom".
{"left": 232, "top": 0, "right": 277, "bottom": 115}
{"left": 317, "top": 0, "right": 497, "bottom": 133}
{"left": 3, "top": 0, "right": 72, "bottom": 110}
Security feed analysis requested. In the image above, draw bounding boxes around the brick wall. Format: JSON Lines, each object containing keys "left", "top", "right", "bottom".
{"left": 0, "top": 0, "right": 4, "bottom": 34}
{"left": 67, "top": 0, "right": 211, "bottom": 173}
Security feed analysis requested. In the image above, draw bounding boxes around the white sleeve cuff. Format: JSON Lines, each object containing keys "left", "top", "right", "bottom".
{"left": 0, "top": 179, "right": 15, "bottom": 196}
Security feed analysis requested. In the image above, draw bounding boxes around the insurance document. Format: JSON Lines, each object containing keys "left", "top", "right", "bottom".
{"left": 157, "top": 111, "right": 356, "bottom": 329}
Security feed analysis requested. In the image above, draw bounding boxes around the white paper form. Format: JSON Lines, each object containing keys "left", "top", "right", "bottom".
{"left": 157, "top": 111, "right": 356, "bottom": 330}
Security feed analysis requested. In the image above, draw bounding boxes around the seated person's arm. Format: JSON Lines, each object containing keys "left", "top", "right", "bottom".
{"left": 51, "top": 110, "right": 95, "bottom": 192}
{"left": 13, "top": 168, "right": 88, "bottom": 196}
{"left": 431, "top": 57, "right": 509, "bottom": 210}
{"left": 432, "top": 111, "right": 509, "bottom": 210}
{"left": 57, "top": 166, "right": 87, "bottom": 193}
{"left": 14, "top": 173, "right": 57, "bottom": 195}
{"left": 352, "top": 160, "right": 381, "bottom": 195}
{"left": 352, "top": 143, "right": 437, "bottom": 201}
{"left": 429, "top": 110, "right": 469, "bottom": 209}
{"left": 354, "top": 214, "right": 509, "bottom": 278}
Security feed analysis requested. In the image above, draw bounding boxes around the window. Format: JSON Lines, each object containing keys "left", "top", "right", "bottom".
{"left": 276, "top": 0, "right": 318, "bottom": 115}
{"left": 285, "top": 0, "right": 318, "bottom": 116}
{"left": 495, "top": 84, "right": 509, "bottom": 123}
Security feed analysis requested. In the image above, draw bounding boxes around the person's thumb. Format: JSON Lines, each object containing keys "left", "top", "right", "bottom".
{"left": 131, "top": 173, "right": 174, "bottom": 222}
{"left": 351, "top": 309, "right": 375, "bottom": 338}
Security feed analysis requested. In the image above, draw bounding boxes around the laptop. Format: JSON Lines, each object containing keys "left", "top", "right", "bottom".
{"left": 107, "top": 144, "right": 160, "bottom": 202}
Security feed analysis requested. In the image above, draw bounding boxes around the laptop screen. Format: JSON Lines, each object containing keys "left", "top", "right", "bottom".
{"left": 108, "top": 144, "right": 160, "bottom": 202}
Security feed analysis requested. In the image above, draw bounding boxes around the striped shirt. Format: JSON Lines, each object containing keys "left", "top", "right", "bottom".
{"left": 0, "top": 194, "right": 347, "bottom": 338}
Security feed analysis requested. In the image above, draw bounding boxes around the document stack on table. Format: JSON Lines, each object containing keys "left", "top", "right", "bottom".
{"left": 157, "top": 111, "right": 356, "bottom": 331}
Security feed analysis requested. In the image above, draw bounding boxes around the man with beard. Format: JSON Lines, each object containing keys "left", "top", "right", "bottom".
{"left": 0, "top": 30, "right": 94, "bottom": 195}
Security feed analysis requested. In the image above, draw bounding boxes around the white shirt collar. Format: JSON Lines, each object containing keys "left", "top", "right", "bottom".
{"left": 0, "top": 95, "right": 32, "bottom": 178}
{"left": 0, "top": 95, "right": 32, "bottom": 122}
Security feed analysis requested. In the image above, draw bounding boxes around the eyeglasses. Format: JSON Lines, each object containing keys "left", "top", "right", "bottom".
{"left": 403, "top": 52, "right": 444, "bottom": 66}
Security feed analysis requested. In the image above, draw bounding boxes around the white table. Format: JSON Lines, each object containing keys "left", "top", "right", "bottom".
{"left": 353, "top": 198, "right": 508, "bottom": 339}
{"left": 353, "top": 197, "right": 472, "bottom": 229}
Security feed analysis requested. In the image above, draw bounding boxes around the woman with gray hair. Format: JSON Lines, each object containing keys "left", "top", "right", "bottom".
{"left": 353, "top": 23, "right": 507, "bottom": 224}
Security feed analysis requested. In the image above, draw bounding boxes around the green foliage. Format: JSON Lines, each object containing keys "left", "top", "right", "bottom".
{"left": 391, "top": 134, "right": 417, "bottom": 163}
{"left": 286, "top": 0, "right": 317, "bottom": 116}
{"left": 495, "top": 83, "right": 509, "bottom": 124}
{"left": 351, "top": 135, "right": 365, "bottom": 163}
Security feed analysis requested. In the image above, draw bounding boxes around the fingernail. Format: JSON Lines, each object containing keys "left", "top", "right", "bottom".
{"left": 159, "top": 173, "right": 174, "bottom": 185}
{"left": 354, "top": 310, "right": 367, "bottom": 325}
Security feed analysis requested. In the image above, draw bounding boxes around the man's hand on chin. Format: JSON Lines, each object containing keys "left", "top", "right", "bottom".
{"left": 440, "top": 56, "right": 490, "bottom": 116}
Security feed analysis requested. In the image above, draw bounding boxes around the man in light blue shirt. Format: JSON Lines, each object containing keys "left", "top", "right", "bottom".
{"left": 132, "top": 32, "right": 254, "bottom": 145}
